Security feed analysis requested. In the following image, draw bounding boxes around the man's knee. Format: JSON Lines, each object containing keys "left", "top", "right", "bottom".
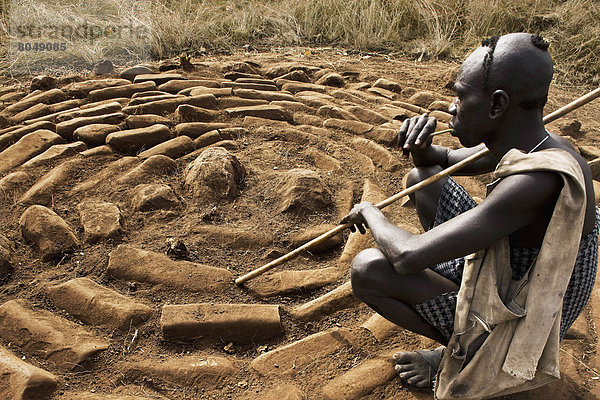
{"left": 350, "top": 248, "right": 391, "bottom": 299}
{"left": 405, "top": 165, "right": 444, "bottom": 188}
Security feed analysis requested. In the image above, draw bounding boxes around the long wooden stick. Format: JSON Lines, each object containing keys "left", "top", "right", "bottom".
{"left": 235, "top": 87, "right": 600, "bottom": 285}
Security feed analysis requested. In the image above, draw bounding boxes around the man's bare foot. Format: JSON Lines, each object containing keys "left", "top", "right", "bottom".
{"left": 392, "top": 346, "right": 444, "bottom": 388}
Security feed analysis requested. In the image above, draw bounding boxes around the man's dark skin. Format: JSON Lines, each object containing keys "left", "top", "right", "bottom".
{"left": 341, "top": 33, "right": 596, "bottom": 387}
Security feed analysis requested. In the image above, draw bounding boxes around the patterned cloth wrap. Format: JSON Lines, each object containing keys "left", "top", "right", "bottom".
{"left": 414, "top": 177, "right": 600, "bottom": 340}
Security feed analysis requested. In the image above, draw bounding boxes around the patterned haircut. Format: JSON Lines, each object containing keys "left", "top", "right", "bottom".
{"left": 481, "top": 34, "right": 550, "bottom": 110}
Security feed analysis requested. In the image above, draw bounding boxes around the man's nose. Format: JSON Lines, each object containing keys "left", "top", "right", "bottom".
{"left": 448, "top": 99, "right": 457, "bottom": 115}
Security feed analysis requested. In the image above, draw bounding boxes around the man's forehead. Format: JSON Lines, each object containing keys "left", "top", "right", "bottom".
{"left": 455, "top": 47, "right": 487, "bottom": 89}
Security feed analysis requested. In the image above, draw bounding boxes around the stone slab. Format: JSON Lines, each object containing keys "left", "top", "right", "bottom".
{"left": 122, "top": 94, "right": 218, "bottom": 115}
{"left": 290, "top": 223, "right": 344, "bottom": 252}
{"left": 73, "top": 124, "right": 120, "bottom": 146}
{"left": 351, "top": 137, "right": 401, "bottom": 172}
{"left": 218, "top": 97, "right": 269, "bottom": 108}
{"left": 63, "top": 79, "right": 131, "bottom": 97}
{"left": 174, "top": 122, "right": 230, "bottom": 138}
{"left": 130, "top": 183, "right": 179, "bottom": 211}
{"left": 125, "top": 114, "right": 172, "bottom": 129}
{"left": 188, "top": 225, "right": 274, "bottom": 249}
{"left": 234, "top": 88, "right": 295, "bottom": 102}
{"left": 133, "top": 73, "right": 184, "bottom": 85}
{"left": 72, "top": 157, "right": 139, "bottom": 194}
{"left": 4, "top": 88, "right": 67, "bottom": 115}
{"left": 55, "top": 102, "right": 123, "bottom": 123}
{"left": 241, "top": 383, "right": 304, "bottom": 400}
{"left": 158, "top": 79, "right": 221, "bottom": 93}
{"left": 116, "top": 155, "right": 177, "bottom": 185}
{"left": 56, "top": 112, "right": 125, "bottom": 140}
{"left": 89, "top": 81, "right": 156, "bottom": 102}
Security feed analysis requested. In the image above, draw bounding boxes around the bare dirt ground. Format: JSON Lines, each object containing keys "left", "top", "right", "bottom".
{"left": 0, "top": 49, "right": 600, "bottom": 400}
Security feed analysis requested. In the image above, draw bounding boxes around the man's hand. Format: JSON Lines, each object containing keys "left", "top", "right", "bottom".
{"left": 340, "top": 202, "right": 379, "bottom": 234}
{"left": 396, "top": 113, "right": 437, "bottom": 159}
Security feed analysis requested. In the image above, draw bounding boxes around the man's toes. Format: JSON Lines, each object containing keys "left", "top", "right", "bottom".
{"left": 398, "top": 370, "right": 418, "bottom": 380}
{"left": 406, "top": 375, "right": 426, "bottom": 386}
{"left": 393, "top": 351, "right": 415, "bottom": 363}
{"left": 414, "top": 377, "right": 431, "bottom": 388}
{"left": 395, "top": 363, "right": 417, "bottom": 374}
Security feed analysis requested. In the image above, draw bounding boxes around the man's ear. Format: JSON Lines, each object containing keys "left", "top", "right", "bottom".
{"left": 489, "top": 90, "right": 509, "bottom": 119}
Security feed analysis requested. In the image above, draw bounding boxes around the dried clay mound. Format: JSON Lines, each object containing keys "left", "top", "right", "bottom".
{"left": 0, "top": 53, "right": 598, "bottom": 400}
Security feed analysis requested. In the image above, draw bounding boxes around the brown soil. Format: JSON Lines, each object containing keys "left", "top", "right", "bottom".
{"left": 0, "top": 48, "right": 599, "bottom": 400}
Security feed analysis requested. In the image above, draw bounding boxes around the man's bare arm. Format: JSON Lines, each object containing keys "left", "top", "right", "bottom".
{"left": 342, "top": 171, "right": 562, "bottom": 274}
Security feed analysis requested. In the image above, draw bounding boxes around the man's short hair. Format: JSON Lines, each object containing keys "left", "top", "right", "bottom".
{"left": 481, "top": 34, "right": 550, "bottom": 110}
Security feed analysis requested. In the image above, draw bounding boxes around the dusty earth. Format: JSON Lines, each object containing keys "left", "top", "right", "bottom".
{"left": 0, "top": 49, "right": 600, "bottom": 400}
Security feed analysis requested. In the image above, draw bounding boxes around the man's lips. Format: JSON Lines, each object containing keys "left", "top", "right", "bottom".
{"left": 448, "top": 121, "right": 456, "bottom": 135}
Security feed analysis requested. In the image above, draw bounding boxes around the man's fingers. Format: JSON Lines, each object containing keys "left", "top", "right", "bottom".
{"left": 357, "top": 224, "right": 366, "bottom": 235}
{"left": 411, "top": 113, "right": 430, "bottom": 141}
{"left": 415, "top": 117, "right": 437, "bottom": 146}
{"left": 396, "top": 119, "right": 409, "bottom": 149}
{"left": 404, "top": 117, "right": 418, "bottom": 147}
{"left": 402, "top": 116, "right": 419, "bottom": 157}
{"left": 403, "top": 114, "right": 429, "bottom": 153}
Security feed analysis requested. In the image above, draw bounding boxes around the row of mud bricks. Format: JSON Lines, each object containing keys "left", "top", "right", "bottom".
{"left": 1, "top": 57, "right": 600, "bottom": 400}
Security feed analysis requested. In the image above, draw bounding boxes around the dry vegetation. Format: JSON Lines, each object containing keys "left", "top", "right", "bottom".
{"left": 0, "top": 0, "right": 598, "bottom": 82}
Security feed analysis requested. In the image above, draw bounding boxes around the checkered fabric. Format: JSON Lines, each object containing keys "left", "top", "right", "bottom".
{"left": 414, "top": 291, "right": 458, "bottom": 340}
{"left": 414, "top": 177, "right": 600, "bottom": 341}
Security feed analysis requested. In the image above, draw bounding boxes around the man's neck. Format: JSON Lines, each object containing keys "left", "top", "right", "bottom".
{"left": 485, "top": 112, "right": 548, "bottom": 160}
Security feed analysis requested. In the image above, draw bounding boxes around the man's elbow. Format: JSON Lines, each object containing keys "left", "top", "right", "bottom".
{"left": 391, "top": 252, "right": 419, "bottom": 275}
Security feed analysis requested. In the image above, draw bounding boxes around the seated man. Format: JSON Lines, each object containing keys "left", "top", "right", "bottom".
{"left": 342, "top": 33, "right": 599, "bottom": 390}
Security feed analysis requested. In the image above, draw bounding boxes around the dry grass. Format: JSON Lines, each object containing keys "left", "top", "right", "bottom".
{"left": 0, "top": 0, "right": 598, "bottom": 84}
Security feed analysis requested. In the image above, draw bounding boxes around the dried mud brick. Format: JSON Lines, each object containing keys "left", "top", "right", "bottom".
{"left": 161, "top": 303, "right": 282, "bottom": 343}
{"left": 250, "top": 328, "right": 355, "bottom": 375}
{"left": 0, "top": 345, "right": 58, "bottom": 400}
{"left": 246, "top": 268, "right": 342, "bottom": 298}
{"left": 46, "top": 278, "right": 153, "bottom": 330}
{"left": 290, "top": 281, "right": 359, "bottom": 321}
{"left": 107, "top": 245, "right": 233, "bottom": 292}
{"left": 0, "top": 130, "right": 64, "bottom": 174}
{"left": 0, "top": 299, "right": 109, "bottom": 370}
{"left": 77, "top": 200, "right": 123, "bottom": 243}
{"left": 122, "top": 355, "right": 236, "bottom": 387}
{"left": 19, "top": 158, "right": 86, "bottom": 206}
{"left": 19, "top": 205, "right": 79, "bottom": 261}
{"left": 106, "top": 124, "right": 173, "bottom": 154}
{"left": 322, "top": 355, "right": 396, "bottom": 400}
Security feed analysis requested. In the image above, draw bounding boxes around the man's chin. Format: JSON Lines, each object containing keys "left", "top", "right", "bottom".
{"left": 458, "top": 136, "right": 479, "bottom": 148}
